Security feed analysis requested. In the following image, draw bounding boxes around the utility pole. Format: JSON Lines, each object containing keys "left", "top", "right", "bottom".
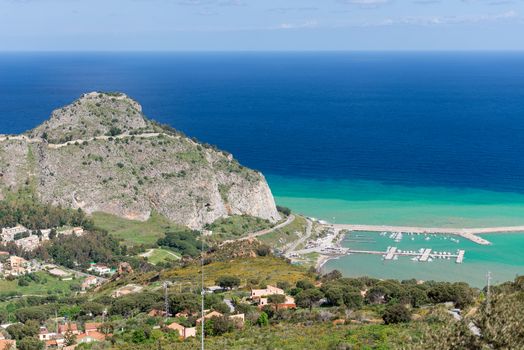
{"left": 201, "top": 230, "right": 205, "bottom": 350}
{"left": 486, "top": 271, "right": 492, "bottom": 315}
{"left": 163, "top": 281, "right": 169, "bottom": 321}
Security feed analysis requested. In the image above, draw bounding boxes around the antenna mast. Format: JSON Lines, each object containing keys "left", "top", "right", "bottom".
{"left": 163, "top": 281, "right": 169, "bottom": 321}
{"left": 201, "top": 230, "right": 205, "bottom": 350}
{"left": 486, "top": 271, "right": 492, "bottom": 315}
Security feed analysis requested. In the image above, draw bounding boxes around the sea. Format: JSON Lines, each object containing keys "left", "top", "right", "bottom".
{"left": 1, "top": 52, "right": 524, "bottom": 287}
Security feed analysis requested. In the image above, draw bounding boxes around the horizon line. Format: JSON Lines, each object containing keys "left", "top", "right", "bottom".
{"left": 1, "top": 49, "right": 524, "bottom": 54}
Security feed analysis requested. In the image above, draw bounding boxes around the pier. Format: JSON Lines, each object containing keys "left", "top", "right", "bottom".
{"left": 419, "top": 248, "right": 432, "bottom": 262}
{"left": 329, "top": 223, "right": 524, "bottom": 245}
{"left": 384, "top": 247, "right": 397, "bottom": 260}
{"left": 456, "top": 250, "right": 465, "bottom": 264}
{"left": 346, "top": 247, "right": 466, "bottom": 263}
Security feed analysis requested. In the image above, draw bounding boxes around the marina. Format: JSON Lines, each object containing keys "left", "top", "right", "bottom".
{"left": 331, "top": 223, "right": 524, "bottom": 245}
{"left": 345, "top": 247, "right": 466, "bottom": 264}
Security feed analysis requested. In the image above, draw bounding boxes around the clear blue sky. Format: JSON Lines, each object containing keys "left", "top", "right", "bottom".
{"left": 1, "top": 0, "right": 523, "bottom": 51}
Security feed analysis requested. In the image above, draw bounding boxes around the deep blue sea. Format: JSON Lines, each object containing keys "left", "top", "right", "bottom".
{"left": 2, "top": 52, "right": 524, "bottom": 193}
{"left": 2, "top": 52, "right": 524, "bottom": 285}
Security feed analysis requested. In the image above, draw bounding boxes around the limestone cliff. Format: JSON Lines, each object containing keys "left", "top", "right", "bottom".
{"left": 0, "top": 92, "right": 280, "bottom": 228}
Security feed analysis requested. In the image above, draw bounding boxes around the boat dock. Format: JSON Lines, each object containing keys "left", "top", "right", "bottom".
{"left": 347, "top": 247, "right": 466, "bottom": 263}
{"left": 419, "top": 248, "right": 432, "bottom": 262}
{"left": 456, "top": 250, "right": 465, "bottom": 263}
{"left": 330, "top": 223, "right": 524, "bottom": 245}
{"left": 385, "top": 247, "right": 397, "bottom": 260}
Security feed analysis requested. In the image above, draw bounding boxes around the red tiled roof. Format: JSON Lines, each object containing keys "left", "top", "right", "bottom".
{"left": 77, "top": 331, "right": 107, "bottom": 342}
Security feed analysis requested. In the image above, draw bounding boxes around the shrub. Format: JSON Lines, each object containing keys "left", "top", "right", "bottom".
{"left": 382, "top": 303, "right": 411, "bottom": 324}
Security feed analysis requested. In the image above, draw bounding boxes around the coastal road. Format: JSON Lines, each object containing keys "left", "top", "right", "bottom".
{"left": 284, "top": 219, "right": 313, "bottom": 253}
{"left": 249, "top": 214, "right": 296, "bottom": 239}
{"left": 219, "top": 214, "right": 296, "bottom": 246}
{"left": 0, "top": 132, "right": 179, "bottom": 149}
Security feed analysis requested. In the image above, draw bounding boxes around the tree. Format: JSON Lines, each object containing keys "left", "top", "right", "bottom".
{"left": 382, "top": 304, "right": 411, "bottom": 325}
{"left": 324, "top": 287, "right": 344, "bottom": 306}
{"left": 276, "top": 281, "right": 291, "bottom": 291}
{"left": 257, "top": 312, "right": 269, "bottom": 327}
{"left": 342, "top": 290, "right": 363, "bottom": 309}
{"left": 296, "top": 280, "right": 315, "bottom": 290}
{"left": 213, "top": 302, "right": 231, "bottom": 315}
{"left": 276, "top": 206, "right": 291, "bottom": 216}
{"left": 322, "top": 270, "right": 343, "bottom": 282}
{"left": 267, "top": 294, "right": 286, "bottom": 311}
{"left": 295, "top": 289, "right": 324, "bottom": 312}
{"left": 365, "top": 286, "right": 388, "bottom": 304}
{"left": 17, "top": 337, "right": 44, "bottom": 350}
{"left": 157, "top": 230, "right": 203, "bottom": 257}
{"left": 169, "top": 293, "right": 200, "bottom": 315}
{"left": 209, "top": 316, "right": 234, "bottom": 336}
{"left": 216, "top": 276, "right": 241, "bottom": 290}
{"left": 7, "top": 320, "right": 40, "bottom": 339}
{"left": 64, "top": 329, "right": 77, "bottom": 346}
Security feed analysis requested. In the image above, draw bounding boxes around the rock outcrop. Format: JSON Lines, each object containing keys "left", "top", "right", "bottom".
{"left": 0, "top": 92, "right": 280, "bottom": 228}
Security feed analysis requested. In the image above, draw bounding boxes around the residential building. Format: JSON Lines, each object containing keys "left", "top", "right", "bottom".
{"left": 257, "top": 295, "right": 296, "bottom": 309}
{"left": 58, "top": 323, "right": 80, "bottom": 335}
{"left": 148, "top": 309, "right": 168, "bottom": 317}
{"left": 250, "top": 285, "right": 285, "bottom": 298}
{"left": 77, "top": 331, "right": 107, "bottom": 343}
{"left": 38, "top": 327, "right": 57, "bottom": 341}
{"left": 195, "top": 310, "right": 223, "bottom": 325}
{"left": 14, "top": 235, "right": 40, "bottom": 251}
{"left": 0, "top": 339, "right": 16, "bottom": 350}
{"left": 5, "top": 255, "right": 29, "bottom": 276}
{"left": 1, "top": 225, "right": 27, "bottom": 241}
{"left": 166, "top": 322, "right": 196, "bottom": 339}
{"left": 81, "top": 276, "right": 99, "bottom": 291}
{"left": 88, "top": 263, "right": 112, "bottom": 275}
{"left": 84, "top": 322, "right": 102, "bottom": 334}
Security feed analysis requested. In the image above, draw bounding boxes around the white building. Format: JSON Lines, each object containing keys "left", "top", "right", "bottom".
{"left": 1, "top": 225, "right": 27, "bottom": 242}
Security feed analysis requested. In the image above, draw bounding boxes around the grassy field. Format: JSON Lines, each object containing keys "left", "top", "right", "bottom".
{"left": 205, "top": 215, "right": 273, "bottom": 241}
{"left": 140, "top": 248, "right": 181, "bottom": 264}
{"left": 92, "top": 211, "right": 184, "bottom": 246}
{"left": 161, "top": 256, "right": 313, "bottom": 288}
{"left": 0, "top": 271, "right": 80, "bottom": 298}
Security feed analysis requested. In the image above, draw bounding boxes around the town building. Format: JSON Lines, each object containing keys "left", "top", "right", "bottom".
{"left": 58, "top": 323, "right": 80, "bottom": 335}
{"left": 84, "top": 322, "right": 102, "bottom": 334}
{"left": 88, "top": 263, "right": 112, "bottom": 275}
{"left": 13, "top": 235, "right": 40, "bottom": 251}
{"left": 250, "top": 285, "right": 285, "bottom": 298}
{"left": 38, "top": 327, "right": 57, "bottom": 342}
{"left": 0, "top": 339, "right": 16, "bottom": 350}
{"left": 166, "top": 322, "right": 197, "bottom": 339}
{"left": 81, "top": 276, "right": 100, "bottom": 291}
{"left": 1, "top": 225, "right": 27, "bottom": 242}
{"left": 5, "top": 256, "right": 29, "bottom": 276}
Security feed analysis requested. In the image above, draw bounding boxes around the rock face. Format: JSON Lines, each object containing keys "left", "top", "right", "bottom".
{"left": 0, "top": 92, "right": 280, "bottom": 228}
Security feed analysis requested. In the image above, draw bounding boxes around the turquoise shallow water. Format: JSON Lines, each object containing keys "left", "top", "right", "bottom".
{"left": 268, "top": 175, "right": 524, "bottom": 287}
{"left": 269, "top": 175, "right": 524, "bottom": 227}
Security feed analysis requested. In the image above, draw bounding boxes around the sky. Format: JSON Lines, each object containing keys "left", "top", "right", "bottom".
{"left": 0, "top": 0, "right": 523, "bottom": 51}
